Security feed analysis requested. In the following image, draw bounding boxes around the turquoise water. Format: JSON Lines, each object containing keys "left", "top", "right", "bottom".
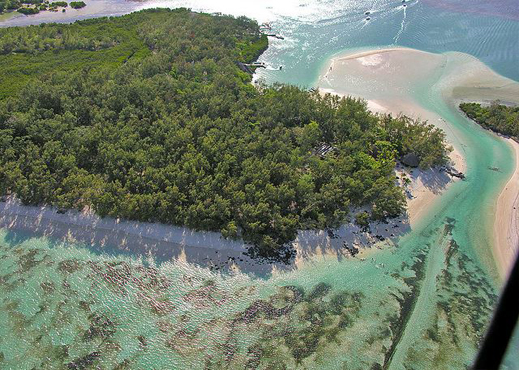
{"left": 255, "top": 0, "right": 519, "bottom": 85}
{"left": 1, "top": 1, "right": 519, "bottom": 369}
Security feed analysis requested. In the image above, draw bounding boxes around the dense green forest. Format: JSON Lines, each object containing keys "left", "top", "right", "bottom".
{"left": 0, "top": 9, "right": 450, "bottom": 259}
{"left": 0, "top": 0, "right": 81, "bottom": 16}
{"left": 460, "top": 102, "right": 519, "bottom": 140}
{"left": 0, "top": 11, "right": 148, "bottom": 99}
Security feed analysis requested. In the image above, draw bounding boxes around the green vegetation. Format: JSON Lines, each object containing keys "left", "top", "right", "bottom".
{"left": 0, "top": 0, "right": 22, "bottom": 13}
{"left": 1, "top": 0, "right": 75, "bottom": 17}
{"left": 236, "top": 33, "right": 268, "bottom": 63}
{"left": 460, "top": 101, "right": 519, "bottom": 140}
{"left": 16, "top": 6, "right": 38, "bottom": 14}
{"left": 0, "top": 9, "right": 449, "bottom": 259}
{"left": 0, "top": 15, "right": 150, "bottom": 99}
{"left": 355, "top": 211, "right": 370, "bottom": 231}
{"left": 0, "top": 10, "right": 18, "bottom": 20}
{"left": 69, "top": 0, "right": 84, "bottom": 9}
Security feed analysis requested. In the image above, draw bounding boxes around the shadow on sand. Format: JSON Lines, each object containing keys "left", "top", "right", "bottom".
{"left": 0, "top": 164, "right": 452, "bottom": 279}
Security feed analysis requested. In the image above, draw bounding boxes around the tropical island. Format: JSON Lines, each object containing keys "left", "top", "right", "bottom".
{"left": 460, "top": 101, "right": 519, "bottom": 140}
{"left": 0, "top": 9, "right": 450, "bottom": 259}
{"left": 0, "top": 0, "right": 85, "bottom": 16}
{"left": 0, "top": 0, "right": 86, "bottom": 15}
{"left": 1, "top": 4, "right": 519, "bottom": 370}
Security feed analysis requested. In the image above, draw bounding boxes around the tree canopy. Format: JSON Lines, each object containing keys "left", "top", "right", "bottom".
{"left": 0, "top": 0, "right": 78, "bottom": 16}
{"left": 0, "top": 9, "right": 450, "bottom": 259}
{"left": 460, "top": 101, "right": 519, "bottom": 140}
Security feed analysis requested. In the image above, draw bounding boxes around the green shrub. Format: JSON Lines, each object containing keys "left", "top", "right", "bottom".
{"left": 69, "top": 1, "right": 85, "bottom": 8}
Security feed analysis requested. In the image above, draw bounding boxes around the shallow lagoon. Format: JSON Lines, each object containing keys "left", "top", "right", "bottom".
{"left": 1, "top": 0, "right": 519, "bottom": 368}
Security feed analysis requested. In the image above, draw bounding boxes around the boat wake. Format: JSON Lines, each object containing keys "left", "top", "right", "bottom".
{"left": 394, "top": 4, "right": 407, "bottom": 43}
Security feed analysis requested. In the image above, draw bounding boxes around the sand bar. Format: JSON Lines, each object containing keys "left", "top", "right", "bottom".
{"left": 493, "top": 138, "right": 519, "bottom": 279}
{"left": 319, "top": 47, "right": 519, "bottom": 277}
{"left": 1, "top": 47, "right": 517, "bottom": 277}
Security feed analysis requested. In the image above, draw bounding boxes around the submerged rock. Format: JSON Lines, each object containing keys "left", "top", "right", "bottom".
{"left": 67, "top": 352, "right": 100, "bottom": 370}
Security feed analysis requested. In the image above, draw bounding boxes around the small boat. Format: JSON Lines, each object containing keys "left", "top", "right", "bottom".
{"left": 365, "top": 11, "right": 371, "bottom": 15}
{"left": 366, "top": 16, "right": 371, "bottom": 21}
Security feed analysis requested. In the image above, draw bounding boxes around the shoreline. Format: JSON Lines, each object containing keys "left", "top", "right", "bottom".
{"left": 318, "top": 46, "right": 519, "bottom": 278}
{"left": 320, "top": 87, "right": 466, "bottom": 227}
{"left": 454, "top": 100, "right": 519, "bottom": 280}
{"left": 493, "top": 137, "right": 519, "bottom": 279}
{"left": 1, "top": 46, "right": 516, "bottom": 278}
{"left": 0, "top": 174, "right": 427, "bottom": 275}
{"left": 335, "top": 47, "right": 430, "bottom": 63}
{"left": 0, "top": 197, "right": 275, "bottom": 275}
{"left": 0, "top": 133, "right": 453, "bottom": 275}
{"left": 0, "top": 49, "right": 465, "bottom": 274}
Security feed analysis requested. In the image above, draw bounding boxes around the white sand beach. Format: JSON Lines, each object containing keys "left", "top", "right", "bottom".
{"left": 1, "top": 46, "right": 518, "bottom": 278}
{"left": 319, "top": 46, "right": 519, "bottom": 277}
{"left": 0, "top": 197, "right": 280, "bottom": 275}
{"left": 318, "top": 90, "right": 466, "bottom": 228}
{"left": 493, "top": 138, "right": 519, "bottom": 279}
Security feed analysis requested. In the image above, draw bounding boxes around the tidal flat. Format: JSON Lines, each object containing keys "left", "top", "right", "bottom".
{"left": 1, "top": 0, "right": 519, "bottom": 368}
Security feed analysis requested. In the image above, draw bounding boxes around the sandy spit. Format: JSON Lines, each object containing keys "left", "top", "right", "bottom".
{"left": 319, "top": 46, "right": 519, "bottom": 278}
{"left": 1, "top": 46, "right": 516, "bottom": 276}
{"left": 319, "top": 87, "right": 466, "bottom": 227}
{"left": 493, "top": 137, "right": 519, "bottom": 279}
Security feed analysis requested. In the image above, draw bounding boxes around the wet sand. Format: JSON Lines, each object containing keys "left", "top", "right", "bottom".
{"left": 493, "top": 138, "right": 519, "bottom": 279}
{"left": 318, "top": 46, "right": 519, "bottom": 277}
{"left": 0, "top": 46, "right": 517, "bottom": 278}
{"left": 318, "top": 90, "right": 466, "bottom": 228}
